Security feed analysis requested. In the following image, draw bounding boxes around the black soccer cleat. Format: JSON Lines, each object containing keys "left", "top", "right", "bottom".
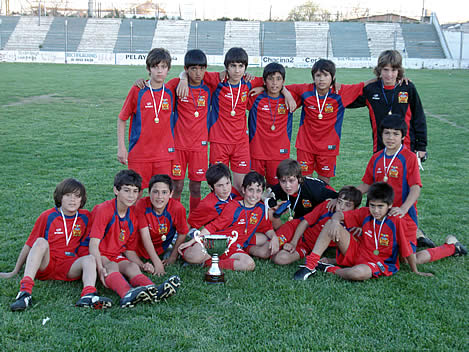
{"left": 316, "top": 261, "right": 335, "bottom": 273}
{"left": 10, "top": 291, "right": 33, "bottom": 312}
{"left": 76, "top": 293, "right": 113, "bottom": 310}
{"left": 293, "top": 266, "right": 317, "bottom": 281}
{"left": 416, "top": 228, "right": 436, "bottom": 248}
{"left": 445, "top": 235, "right": 468, "bottom": 257}
{"left": 146, "top": 275, "right": 181, "bottom": 303}
{"left": 120, "top": 286, "right": 151, "bottom": 308}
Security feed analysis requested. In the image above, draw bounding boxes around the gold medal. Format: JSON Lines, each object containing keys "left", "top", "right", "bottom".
{"left": 271, "top": 124, "right": 275, "bottom": 131}
{"left": 161, "top": 235, "right": 166, "bottom": 241}
{"left": 318, "top": 113, "right": 323, "bottom": 119}
{"left": 194, "top": 111, "right": 199, "bottom": 117}
{"left": 388, "top": 111, "right": 392, "bottom": 115}
{"left": 383, "top": 176, "right": 388, "bottom": 182}
{"left": 154, "top": 117, "right": 159, "bottom": 123}
{"left": 231, "top": 110, "right": 236, "bottom": 116}
{"left": 288, "top": 216, "right": 293, "bottom": 221}
{"left": 373, "top": 249, "right": 379, "bottom": 255}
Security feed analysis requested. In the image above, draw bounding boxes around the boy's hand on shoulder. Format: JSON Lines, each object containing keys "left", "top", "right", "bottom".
{"left": 243, "top": 72, "right": 254, "bottom": 82}
{"left": 249, "top": 86, "right": 264, "bottom": 97}
{"left": 389, "top": 206, "right": 407, "bottom": 218}
{"left": 134, "top": 78, "right": 146, "bottom": 89}
{"left": 219, "top": 70, "right": 228, "bottom": 81}
{"left": 398, "top": 77, "right": 411, "bottom": 86}
{"left": 176, "top": 79, "right": 189, "bottom": 97}
{"left": 326, "top": 198, "right": 337, "bottom": 212}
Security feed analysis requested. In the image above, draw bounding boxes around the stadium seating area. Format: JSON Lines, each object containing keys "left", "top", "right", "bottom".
{"left": 0, "top": 16, "right": 448, "bottom": 58}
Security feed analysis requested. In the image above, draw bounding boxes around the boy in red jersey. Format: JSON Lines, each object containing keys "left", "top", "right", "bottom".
{"left": 294, "top": 182, "right": 433, "bottom": 281}
{"left": 3, "top": 179, "right": 112, "bottom": 311}
{"left": 118, "top": 48, "right": 178, "bottom": 189}
{"left": 180, "top": 172, "right": 280, "bottom": 269}
{"left": 248, "top": 63, "right": 294, "bottom": 187}
{"left": 88, "top": 170, "right": 180, "bottom": 308}
{"left": 287, "top": 59, "right": 373, "bottom": 184}
{"left": 133, "top": 174, "right": 189, "bottom": 276}
{"left": 272, "top": 186, "right": 362, "bottom": 265}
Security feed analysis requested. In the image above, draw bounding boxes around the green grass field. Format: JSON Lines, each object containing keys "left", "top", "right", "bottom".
{"left": 0, "top": 63, "right": 468, "bottom": 351}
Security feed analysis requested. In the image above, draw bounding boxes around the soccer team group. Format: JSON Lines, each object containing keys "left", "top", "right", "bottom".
{"left": 2, "top": 47, "right": 467, "bottom": 312}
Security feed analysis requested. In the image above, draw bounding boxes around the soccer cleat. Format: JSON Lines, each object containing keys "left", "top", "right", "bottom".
{"left": 445, "top": 235, "right": 468, "bottom": 257}
{"left": 316, "top": 261, "right": 335, "bottom": 273}
{"left": 10, "top": 291, "right": 33, "bottom": 312}
{"left": 146, "top": 275, "right": 181, "bottom": 303}
{"left": 76, "top": 293, "right": 113, "bottom": 310}
{"left": 416, "top": 228, "right": 436, "bottom": 248}
{"left": 120, "top": 286, "right": 151, "bottom": 308}
{"left": 293, "top": 266, "right": 317, "bottom": 281}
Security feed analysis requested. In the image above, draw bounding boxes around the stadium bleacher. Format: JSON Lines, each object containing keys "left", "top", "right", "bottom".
{"left": 329, "top": 22, "right": 370, "bottom": 58}
{"left": 152, "top": 20, "right": 191, "bottom": 55}
{"left": 41, "top": 17, "right": 87, "bottom": 52}
{"left": 187, "top": 21, "right": 225, "bottom": 55}
{"left": 0, "top": 15, "right": 20, "bottom": 50}
{"left": 4, "top": 16, "right": 53, "bottom": 51}
{"left": 295, "top": 21, "right": 332, "bottom": 58}
{"left": 77, "top": 18, "right": 121, "bottom": 52}
{"left": 114, "top": 18, "right": 155, "bottom": 53}
{"left": 262, "top": 21, "right": 296, "bottom": 57}
{"left": 401, "top": 23, "right": 445, "bottom": 58}
{"left": 223, "top": 21, "right": 260, "bottom": 56}
{"left": 366, "top": 23, "right": 406, "bottom": 57}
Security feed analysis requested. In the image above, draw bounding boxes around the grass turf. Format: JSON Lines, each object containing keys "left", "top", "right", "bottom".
{"left": 0, "top": 63, "right": 468, "bottom": 351}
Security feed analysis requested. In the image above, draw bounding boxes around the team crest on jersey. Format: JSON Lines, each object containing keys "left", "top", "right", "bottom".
{"left": 302, "top": 199, "right": 312, "bottom": 208}
{"left": 162, "top": 98, "right": 170, "bottom": 110}
{"left": 324, "top": 103, "right": 334, "bottom": 113}
{"left": 197, "top": 96, "right": 206, "bottom": 107}
{"left": 379, "top": 233, "right": 390, "bottom": 246}
{"left": 172, "top": 164, "right": 182, "bottom": 177}
{"left": 158, "top": 223, "right": 168, "bottom": 234}
{"left": 278, "top": 104, "right": 287, "bottom": 114}
{"left": 249, "top": 213, "right": 258, "bottom": 225}
{"left": 300, "top": 161, "right": 309, "bottom": 172}
{"left": 241, "top": 91, "right": 248, "bottom": 102}
{"left": 119, "top": 229, "right": 126, "bottom": 242}
{"left": 389, "top": 166, "right": 399, "bottom": 178}
{"left": 72, "top": 224, "right": 82, "bottom": 237}
{"left": 398, "top": 92, "right": 408, "bottom": 103}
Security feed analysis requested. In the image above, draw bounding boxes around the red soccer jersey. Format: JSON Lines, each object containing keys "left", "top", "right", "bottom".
{"left": 301, "top": 201, "right": 337, "bottom": 248}
{"left": 204, "top": 200, "right": 273, "bottom": 249}
{"left": 172, "top": 76, "right": 218, "bottom": 151}
{"left": 119, "top": 79, "right": 178, "bottom": 162}
{"left": 248, "top": 92, "right": 294, "bottom": 160}
{"left": 89, "top": 199, "right": 139, "bottom": 257}
{"left": 342, "top": 207, "right": 412, "bottom": 274}
{"left": 26, "top": 207, "right": 90, "bottom": 260}
{"left": 288, "top": 82, "right": 364, "bottom": 156}
{"left": 208, "top": 76, "right": 264, "bottom": 144}
{"left": 188, "top": 188, "right": 240, "bottom": 229}
{"left": 135, "top": 197, "right": 189, "bottom": 257}
{"left": 362, "top": 146, "right": 421, "bottom": 231}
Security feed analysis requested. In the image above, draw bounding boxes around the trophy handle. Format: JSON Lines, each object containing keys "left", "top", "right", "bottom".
{"left": 193, "top": 230, "right": 207, "bottom": 254}
{"left": 225, "top": 231, "right": 238, "bottom": 254}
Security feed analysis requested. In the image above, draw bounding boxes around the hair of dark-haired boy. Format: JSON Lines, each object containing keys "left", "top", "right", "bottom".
{"left": 146, "top": 48, "right": 171, "bottom": 71}
{"left": 149, "top": 174, "right": 173, "bottom": 193}
{"left": 206, "top": 163, "right": 232, "bottom": 189}
{"left": 242, "top": 171, "right": 266, "bottom": 190}
{"left": 367, "top": 182, "right": 394, "bottom": 206}
{"left": 184, "top": 49, "right": 207, "bottom": 68}
{"left": 374, "top": 50, "right": 404, "bottom": 81}
{"left": 224, "top": 47, "right": 248, "bottom": 69}
{"left": 338, "top": 185, "right": 362, "bottom": 209}
{"left": 311, "top": 59, "right": 336, "bottom": 85}
{"left": 114, "top": 169, "right": 142, "bottom": 191}
{"left": 276, "top": 159, "right": 304, "bottom": 184}
{"left": 263, "top": 62, "right": 285, "bottom": 81}
{"left": 54, "top": 178, "right": 87, "bottom": 208}
{"left": 379, "top": 114, "right": 408, "bottom": 138}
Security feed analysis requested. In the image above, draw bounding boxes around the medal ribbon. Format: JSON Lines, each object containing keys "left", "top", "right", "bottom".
{"left": 60, "top": 208, "right": 78, "bottom": 247}
{"left": 315, "top": 88, "right": 329, "bottom": 117}
{"left": 287, "top": 185, "right": 302, "bottom": 219}
{"left": 267, "top": 96, "right": 280, "bottom": 128}
{"left": 383, "top": 144, "right": 402, "bottom": 181}
{"left": 148, "top": 80, "right": 165, "bottom": 121}
{"left": 191, "top": 86, "right": 202, "bottom": 117}
{"left": 228, "top": 82, "right": 242, "bottom": 115}
{"left": 381, "top": 81, "right": 396, "bottom": 115}
{"left": 373, "top": 216, "right": 387, "bottom": 254}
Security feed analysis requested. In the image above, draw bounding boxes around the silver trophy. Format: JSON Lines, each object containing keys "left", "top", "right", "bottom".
{"left": 194, "top": 230, "right": 238, "bottom": 283}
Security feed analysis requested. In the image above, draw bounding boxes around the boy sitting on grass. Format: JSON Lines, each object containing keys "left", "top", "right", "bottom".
{"left": 132, "top": 174, "right": 189, "bottom": 276}
{"left": 294, "top": 182, "right": 433, "bottom": 281}
{"left": 87, "top": 170, "right": 180, "bottom": 308}
{"left": 2, "top": 178, "right": 112, "bottom": 311}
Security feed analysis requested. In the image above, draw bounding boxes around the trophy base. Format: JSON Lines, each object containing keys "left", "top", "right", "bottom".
{"left": 205, "top": 272, "right": 225, "bottom": 284}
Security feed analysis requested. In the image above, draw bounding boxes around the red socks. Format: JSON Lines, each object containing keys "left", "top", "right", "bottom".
{"left": 105, "top": 272, "right": 132, "bottom": 298}
{"left": 81, "top": 286, "right": 97, "bottom": 297}
{"left": 190, "top": 196, "right": 201, "bottom": 213}
{"left": 130, "top": 274, "right": 154, "bottom": 287}
{"left": 20, "top": 276, "right": 34, "bottom": 294}
{"left": 305, "top": 253, "right": 321, "bottom": 270}
{"left": 427, "top": 244, "right": 455, "bottom": 262}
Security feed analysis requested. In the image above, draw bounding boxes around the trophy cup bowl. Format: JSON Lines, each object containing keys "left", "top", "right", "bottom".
{"left": 194, "top": 231, "right": 238, "bottom": 283}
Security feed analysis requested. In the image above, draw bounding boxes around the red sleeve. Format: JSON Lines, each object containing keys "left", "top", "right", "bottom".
{"left": 406, "top": 152, "right": 422, "bottom": 187}
{"left": 166, "top": 77, "right": 180, "bottom": 92}
{"left": 342, "top": 207, "right": 368, "bottom": 229}
{"left": 89, "top": 204, "right": 111, "bottom": 240}
{"left": 135, "top": 198, "right": 149, "bottom": 230}
{"left": 361, "top": 155, "right": 375, "bottom": 185}
{"left": 303, "top": 202, "right": 328, "bottom": 224}
{"left": 118, "top": 86, "right": 139, "bottom": 121}
{"left": 25, "top": 211, "right": 48, "bottom": 247}
{"left": 125, "top": 214, "right": 140, "bottom": 252}
{"left": 203, "top": 71, "right": 221, "bottom": 92}
{"left": 172, "top": 201, "right": 189, "bottom": 235}
{"left": 337, "top": 82, "right": 364, "bottom": 107}
{"left": 250, "top": 76, "right": 264, "bottom": 89}
{"left": 188, "top": 198, "right": 216, "bottom": 229}
{"left": 204, "top": 202, "right": 236, "bottom": 234}
{"left": 395, "top": 217, "right": 413, "bottom": 258}
{"left": 256, "top": 215, "right": 274, "bottom": 234}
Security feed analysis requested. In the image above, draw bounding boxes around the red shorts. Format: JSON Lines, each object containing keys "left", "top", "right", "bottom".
{"left": 336, "top": 237, "right": 393, "bottom": 278}
{"left": 36, "top": 255, "right": 80, "bottom": 281}
{"left": 297, "top": 150, "right": 336, "bottom": 178}
{"left": 251, "top": 159, "right": 284, "bottom": 185}
{"left": 403, "top": 214, "right": 418, "bottom": 245}
{"left": 220, "top": 244, "right": 249, "bottom": 260}
{"left": 127, "top": 160, "right": 173, "bottom": 189}
{"left": 103, "top": 254, "right": 130, "bottom": 264}
{"left": 171, "top": 149, "right": 208, "bottom": 181}
{"left": 210, "top": 142, "right": 250, "bottom": 174}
